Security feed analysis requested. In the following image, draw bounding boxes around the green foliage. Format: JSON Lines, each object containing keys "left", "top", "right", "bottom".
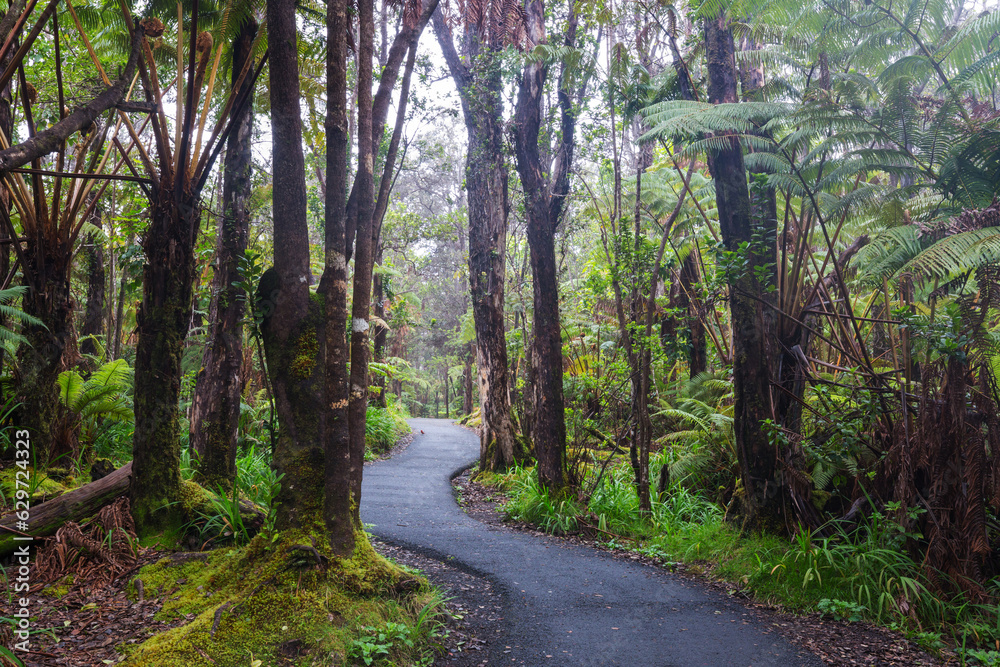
{"left": 57, "top": 360, "right": 134, "bottom": 453}
{"left": 0, "top": 286, "right": 44, "bottom": 355}
{"left": 365, "top": 401, "right": 411, "bottom": 456}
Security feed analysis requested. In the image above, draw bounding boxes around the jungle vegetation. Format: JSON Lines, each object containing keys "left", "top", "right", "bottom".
{"left": 0, "top": 0, "right": 999, "bottom": 662}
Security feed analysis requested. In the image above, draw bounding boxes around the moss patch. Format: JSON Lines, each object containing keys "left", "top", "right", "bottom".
{"left": 123, "top": 532, "right": 441, "bottom": 666}
{"left": 289, "top": 328, "right": 319, "bottom": 379}
{"left": 0, "top": 467, "right": 68, "bottom": 506}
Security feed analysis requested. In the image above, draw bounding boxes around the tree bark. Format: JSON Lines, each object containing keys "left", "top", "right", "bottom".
{"left": 260, "top": 0, "right": 328, "bottom": 536}
{"left": 79, "top": 196, "right": 106, "bottom": 362}
{"left": 346, "top": 0, "right": 377, "bottom": 525}
{"left": 372, "top": 252, "right": 388, "bottom": 408}
{"left": 434, "top": 7, "right": 520, "bottom": 471}
{"left": 680, "top": 250, "right": 706, "bottom": 378}
{"left": 704, "top": 12, "right": 780, "bottom": 530}
{"left": 130, "top": 189, "right": 200, "bottom": 533}
{"left": 463, "top": 342, "right": 474, "bottom": 415}
{"left": 513, "top": 0, "right": 582, "bottom": 492}
{"left": 321, "top": 0, "right": 355, "bottom": 554}
{"left": 190, "top": 18, "right": 257, "bottom": 492}
{"left": 15, "top": 227, "right": 75, "bottom": 465}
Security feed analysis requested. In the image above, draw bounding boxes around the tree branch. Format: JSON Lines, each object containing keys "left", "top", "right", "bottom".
{"left": 0, "top": 27, "right": 142, "bottom": 173}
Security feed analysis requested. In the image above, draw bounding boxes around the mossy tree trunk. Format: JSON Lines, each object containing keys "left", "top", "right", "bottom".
{"left": 190, "top": 19, "right": 257, "bottom": 491}
{"left": 346, "top": 0, "right": 377, "bottom": 524}
{"left": 704, "top": 11, "right": 781, "bottom": 531}
{"left": 263, "top": 0, "right": 330, "bottom": 537}
{"left": 321, "top": 0, "right": 355, "bottom": 554}
{"left": 433, "top": 7, "right": 520, "bottom": 472}
{"left": 130, "top": 189, "right": 200, "bottom": 534}
{"left": 17, "top": 231, "right": 75, "bottom": 465}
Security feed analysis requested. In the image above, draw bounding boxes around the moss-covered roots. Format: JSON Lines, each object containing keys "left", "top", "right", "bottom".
{"left": 122, "top": 532, "right": 436, "bottom": 666}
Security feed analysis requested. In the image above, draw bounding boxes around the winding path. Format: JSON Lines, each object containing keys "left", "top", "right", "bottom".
{"left": 361, "top": 418, "right": 822, "bottom": 666}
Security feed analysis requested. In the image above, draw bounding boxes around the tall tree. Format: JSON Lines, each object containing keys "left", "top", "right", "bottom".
{"left": 127, "top": 7, "right": 265, "bottom": 532}
{"left": 0, "top": 21, "right": 144, "bottom": 465}
{"left": 512, "top": 0, "right": 583, "bottom": 492}
{"left": 260, "top": 0, "right": 330, "bottom": 535}
{"left": 703, "top": 6, "right": 780, "bottom": 530}
{"left": 434, "top": 4, "right": 521, "bottom": 471}
{"left": 190, "top": 17, "right": 258, "bottom": 491}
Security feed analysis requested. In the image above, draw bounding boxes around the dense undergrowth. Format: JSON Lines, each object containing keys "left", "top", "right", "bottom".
{"left": 480, "top": 461, "right": 1000, "bottom": 666}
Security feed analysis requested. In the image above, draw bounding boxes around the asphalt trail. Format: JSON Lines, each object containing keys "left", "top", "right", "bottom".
{"left": 361, "top": 418, "right": 823, "bottom": 667}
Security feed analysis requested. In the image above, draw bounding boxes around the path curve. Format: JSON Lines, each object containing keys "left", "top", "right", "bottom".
{"left": 361, "top": 418, "right": 822, "bottom": 666}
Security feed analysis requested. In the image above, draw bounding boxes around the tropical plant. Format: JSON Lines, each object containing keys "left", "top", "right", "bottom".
{"left": 56, "top": 358, "right": 133, "bottom": 459}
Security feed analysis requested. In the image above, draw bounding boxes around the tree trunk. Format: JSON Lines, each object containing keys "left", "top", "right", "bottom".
{"left": 79, "top": 197, "right": 106, "bottom": 362}
{"left": 260, "top": 0, "right": 330, "bottom": 538}
{"left": 434, "top": 8, "right": 519, "bottom": 471}
{"left": 0, "top": 462, "right": 132, "bottom": 559}
{"left": 189, "top": 19, "right": 256, "bottom": 492}
{"left": 513, "top": 0, "right": 582, "bottom": 492}
{"left": 320, "top": 0, "right": 354, "bottom": 554}
{"left": 347, "top": 0, "right": 376, "bottom": 524}
{"left": 130, "top": 190, "right": 200, "bottom": 533}
{"left": 112, "top": 235, "right": 129, "bottom": 361}
{"left": 444, "top": 370, "right": 450, "bottom": 418}
{"left": 704, "top": 12, "right": 780, "bottom": 530}
{"left": 463, "top": 343, "right": 473, "bottom": 415}
{"left": 680, "top": 251, "right": 707, "bottom": 378}
{"left": 16, "top": 234, "right": 74, "bottom": 465}
{"left": 372, "top": 256, "right": 388, "bottom": 408}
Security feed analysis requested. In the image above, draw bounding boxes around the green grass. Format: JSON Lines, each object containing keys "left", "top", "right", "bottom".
{"left": 365, "top": 401, "right": 411, "bottom": 457}
{"left": 481, "top": 461, "right": 1000, "bottom": 662}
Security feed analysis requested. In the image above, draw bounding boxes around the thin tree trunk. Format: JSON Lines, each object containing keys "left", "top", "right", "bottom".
{"left": 346, "top": 0, "right": 377, "bottom": 525}
{"left": 680, "top": 250, "right": 706, "bottom": 378}
{"left": 112, "top": 233, "right": 129, "bottom": 361}
{"left": 434, "top": 7, "right": 519, "bottom": 471}
{"left": 189, "top": 19, "right": 257, "bottom": 491}
{"left": 463, "top": 342, "right": 473, "bottom": 415}
{"left": 320, "top": 0, "right": 355, "bottom": 554}
{"left": 372, "top": 249, "right": 388, "bottom": 408}
{"left": 704, "top": 11, "right": 780, "bottom": 530}
{"left": 79, "top": 196, "right": 106, "bottom": 362}
{"left": 444, "top": 370, "right": 450, "bottom": 419}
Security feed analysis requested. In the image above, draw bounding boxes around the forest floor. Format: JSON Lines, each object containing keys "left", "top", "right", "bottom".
{"left": 15, "top": 539, "right": 500, "bottom": 666}
{"left": 452, "top": 469, "right": 953, "bottom": 667}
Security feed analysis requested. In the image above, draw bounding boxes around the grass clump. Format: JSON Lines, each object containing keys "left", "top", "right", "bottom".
{"left": 365, "top": 400, "right": 410, "bottom": 458}
{"left": 122, "top": 532, "right": 449, "bottom": 666}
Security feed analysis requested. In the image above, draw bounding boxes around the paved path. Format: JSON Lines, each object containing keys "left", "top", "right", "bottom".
{"left": 361, "top": 418, "right": 822, "bottom": 666}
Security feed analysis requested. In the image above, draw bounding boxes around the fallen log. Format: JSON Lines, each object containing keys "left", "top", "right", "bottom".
{"left": 0, "top": 462, "right": 132, "bottom": 559}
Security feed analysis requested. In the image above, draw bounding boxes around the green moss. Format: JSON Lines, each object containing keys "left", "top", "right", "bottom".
{"left": 41, "top": 574, "right": 75, "bottom": 598}
{"left": 123, "top": 532, "right": 439, "bottom": 666}
{"left": 0, "top": 467, "right": 67, "bottom": 506}
{"left": 289, "top": 328, "right": 319, "bottom": 379}
{"left": 179, "top": 479, "right": 213, "bottom": 518}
